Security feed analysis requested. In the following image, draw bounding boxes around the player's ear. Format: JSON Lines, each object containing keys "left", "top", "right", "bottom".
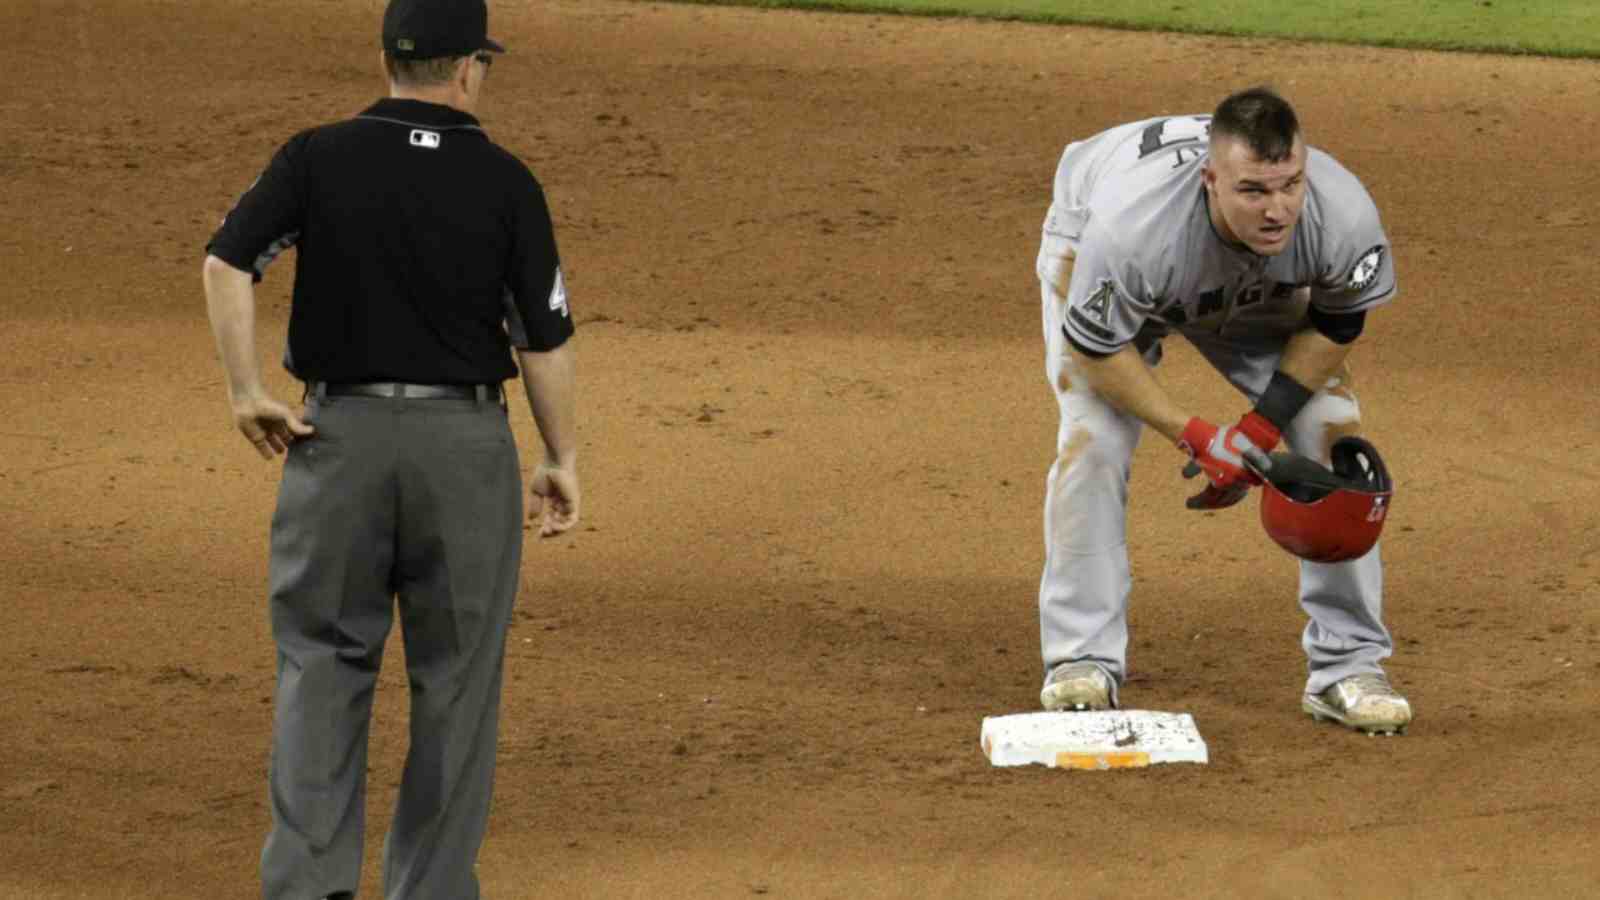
{"left": 1202, "top": 134, "right": 1226, "bottom": 189}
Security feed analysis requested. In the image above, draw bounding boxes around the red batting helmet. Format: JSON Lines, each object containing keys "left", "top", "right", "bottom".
{"left": 1244, "top": 437, "right": 1394, "bottom": 563}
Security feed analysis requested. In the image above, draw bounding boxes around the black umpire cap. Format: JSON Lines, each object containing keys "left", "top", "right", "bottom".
{"left": 382, "top": 0, "right": 505, "bottom": 59}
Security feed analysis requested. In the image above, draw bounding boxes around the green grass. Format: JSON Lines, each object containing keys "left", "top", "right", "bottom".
{"left": 665, "top": 0, "right": 1600, "bottom": 58}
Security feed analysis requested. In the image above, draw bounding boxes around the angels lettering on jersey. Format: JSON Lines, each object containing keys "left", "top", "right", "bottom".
{"left": 1160, "top": 280, "right": 1302, "bottom": 328}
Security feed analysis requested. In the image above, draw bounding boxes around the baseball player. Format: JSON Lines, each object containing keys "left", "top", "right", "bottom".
{"left": 1035, "top": 87, "right": 1412, "bottom": 735}
{"left": 202, "top": 1, "right": 579, "bottom": 897}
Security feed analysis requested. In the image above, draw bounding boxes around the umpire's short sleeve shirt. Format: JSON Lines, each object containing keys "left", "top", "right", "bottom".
{"left": 206, "top": 98, "right": 573, "bottom": 384}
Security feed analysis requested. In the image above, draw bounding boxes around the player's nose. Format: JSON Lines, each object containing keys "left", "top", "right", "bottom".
{"left": 1263, "top": 192, "right": 1288, "bottom": 222}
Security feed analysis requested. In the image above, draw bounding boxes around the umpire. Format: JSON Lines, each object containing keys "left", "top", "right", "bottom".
{"left": 202, "top": 1, "right": 579, "bottom": 897}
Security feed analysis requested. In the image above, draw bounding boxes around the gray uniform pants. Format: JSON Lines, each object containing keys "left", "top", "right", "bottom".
{"left": 260, "top": 392, "right": 522, "bottom": 900}
{"left": 1037, "top": 267, "right": 1393, "bottom": 699}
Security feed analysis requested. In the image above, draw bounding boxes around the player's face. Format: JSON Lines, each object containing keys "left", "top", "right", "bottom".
{"left": 1204, "top": 135, "right": 1307, "bottom": 256}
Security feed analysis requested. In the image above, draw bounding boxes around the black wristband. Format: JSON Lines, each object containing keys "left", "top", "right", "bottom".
{"left": 1255, "top": 370, "right": 1315, "bottom": 432}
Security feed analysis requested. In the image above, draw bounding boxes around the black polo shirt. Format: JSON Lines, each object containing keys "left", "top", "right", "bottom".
{"left": 206, "top": 98, "right": 573, "bottom": 384}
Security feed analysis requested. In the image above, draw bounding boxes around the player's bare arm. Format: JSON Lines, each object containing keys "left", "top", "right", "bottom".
{"left": 517, "top": 345, "right": 580, "bottom": 536}
{"left": 1274, "top": 324, "right": 1356, "bottom": 399}
{"left": 1068, "top": 342, "right": 1190, "bottom": 445}
{"left": 1062, "top": 313, "right": 1262, "bottom": 508}
{"left": 202, "top": 254, "right": 313, "bottom": 458}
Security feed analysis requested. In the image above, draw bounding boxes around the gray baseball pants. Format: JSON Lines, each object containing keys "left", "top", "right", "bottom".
{"left": 260, "top": 390, "right": 522, "bottom": 900}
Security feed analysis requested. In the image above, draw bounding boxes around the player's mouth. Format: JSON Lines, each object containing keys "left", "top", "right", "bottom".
{"left": 1256, "top": 223, "right": 1290, "bottom": 246}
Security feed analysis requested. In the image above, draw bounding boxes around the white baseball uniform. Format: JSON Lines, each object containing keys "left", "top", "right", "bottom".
{"left": 1036, "top": 114, "right": 1398, "bottom": 701}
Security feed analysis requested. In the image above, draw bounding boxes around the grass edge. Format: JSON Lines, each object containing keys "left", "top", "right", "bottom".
{"left": 651, "top": 0, "right": 1600, "bottom": 60}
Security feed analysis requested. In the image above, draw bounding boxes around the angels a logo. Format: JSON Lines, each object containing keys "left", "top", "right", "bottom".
{"left": 1347, "top": 245, "right": 1385, "bottom": 292}
{"left": 1081, "top": 279, "right": 1115, "bottom": 325}
{"left": 1067, "top": 279, "right": 1119, "bottom": 343}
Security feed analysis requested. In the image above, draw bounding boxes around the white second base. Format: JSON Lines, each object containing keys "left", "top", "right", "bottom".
{"left": 981, "top": 710, "right": 1209, "bottom": 769}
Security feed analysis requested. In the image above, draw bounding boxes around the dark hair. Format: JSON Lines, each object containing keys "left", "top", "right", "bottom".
{"left": 1211, "top": 87, "right": 1300, "bottom": 162}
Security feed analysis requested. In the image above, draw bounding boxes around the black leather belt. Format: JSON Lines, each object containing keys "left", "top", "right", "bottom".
{"left": 316, "top": 382, "right": 500, "bottom": 401}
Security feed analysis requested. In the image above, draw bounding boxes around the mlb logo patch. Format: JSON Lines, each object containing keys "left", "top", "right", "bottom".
{"left": 409, "top": 129, "right": 441, "bottom": 149}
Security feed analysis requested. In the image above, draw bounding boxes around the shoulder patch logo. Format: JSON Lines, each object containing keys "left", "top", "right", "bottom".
{"left": 549, "top": 268, "right": 569, "bottom": 317}
{"left": 1347, "top": 245, "right": 1385, "bottom": 292}
{"left": 1082, "top": 279, "right": 1115, "bottom": 325}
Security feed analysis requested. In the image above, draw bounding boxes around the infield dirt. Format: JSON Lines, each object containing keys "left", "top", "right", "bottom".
{"left": 3, "top": 1, "right": 1599, "bottom": 897}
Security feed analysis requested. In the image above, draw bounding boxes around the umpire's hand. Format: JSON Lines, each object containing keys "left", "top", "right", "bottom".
{"left": 529, "top": 461, "right": 580, "bottom": 537}
{"left": 233, "top": 393, "right": 315, "bottom": 459}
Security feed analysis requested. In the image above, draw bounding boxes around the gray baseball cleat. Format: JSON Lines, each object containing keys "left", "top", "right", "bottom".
{"left": 1303, "top": 673, "right": 1413, "bottom": 736}
{"left": 1040, "top": 661, "right": 1117, "bottom": 711}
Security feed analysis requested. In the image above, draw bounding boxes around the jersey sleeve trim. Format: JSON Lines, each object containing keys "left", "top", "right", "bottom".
{"left": 1309, "top": 284, "right": 1395, "bottom": 316}
{"left": 1063, "top": 324, "right": 1117, "bottom": 358}
{"left": 205, "top": 230, "right": 300, "bottom": 284}
{"left": 1063, "top": 306, "right": 1124, "bottom": 354}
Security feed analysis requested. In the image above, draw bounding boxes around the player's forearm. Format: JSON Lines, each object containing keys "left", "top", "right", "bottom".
{"left": 516, "top": 344, "right": 578, "bottom": 468}
{"left": 1275, "top": 326, "right": 1354, "bottom": 394}
{"left": 203, "top": 255, "right": 268, "bottom": 403}
{"left": 1071, "top": 344, "right": 1191, "bottom": 445}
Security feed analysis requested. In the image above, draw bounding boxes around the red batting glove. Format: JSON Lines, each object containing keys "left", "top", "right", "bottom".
{"left": 1234, "top": 410, "right": 1282, "bottom": 455}
{"left": 1179, "top": 417, "right": 1264, "bottom": 510}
